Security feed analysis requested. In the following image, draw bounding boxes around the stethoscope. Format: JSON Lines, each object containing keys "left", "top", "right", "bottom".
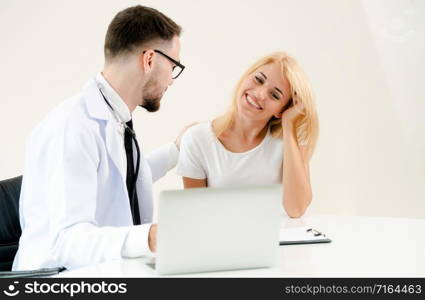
{"left": 98, "top": 87, "right": 141, "bottom": 225}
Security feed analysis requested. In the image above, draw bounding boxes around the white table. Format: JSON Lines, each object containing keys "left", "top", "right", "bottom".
{"left": 57, "top": 215, "right": 425, "bottom": 277}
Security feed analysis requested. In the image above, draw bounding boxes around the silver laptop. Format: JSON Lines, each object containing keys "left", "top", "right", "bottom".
{"left": 154, "top": 185, "right": 282, "bottom": 275}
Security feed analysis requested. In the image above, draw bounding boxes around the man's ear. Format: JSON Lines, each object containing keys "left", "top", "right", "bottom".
{"left": 141, "top": 50, "right": 155, "bottom": 74}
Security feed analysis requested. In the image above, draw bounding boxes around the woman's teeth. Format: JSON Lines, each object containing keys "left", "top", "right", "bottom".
{"left": 246, "top": 95, "right": 262, "bottom": 110}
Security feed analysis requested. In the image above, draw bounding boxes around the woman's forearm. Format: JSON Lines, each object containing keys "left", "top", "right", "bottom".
{"left": 183, "top": 177, "right": 208, "bottom": 188}
{"left": 282, "top": 125, "right": 312, "bottom": 217}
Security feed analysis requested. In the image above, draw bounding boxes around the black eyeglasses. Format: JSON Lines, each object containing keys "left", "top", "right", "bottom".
{"left": 143, "top": 49, "right": 185, "bottom": 79}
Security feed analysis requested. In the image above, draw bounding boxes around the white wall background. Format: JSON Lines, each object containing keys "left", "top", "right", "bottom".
{"left": 1, "top": 0, "right": 424, "bottom": 219}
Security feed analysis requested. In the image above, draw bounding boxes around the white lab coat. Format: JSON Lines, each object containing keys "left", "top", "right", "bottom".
{"left": 12, "top": 77, "right": 177, "bottom": 271}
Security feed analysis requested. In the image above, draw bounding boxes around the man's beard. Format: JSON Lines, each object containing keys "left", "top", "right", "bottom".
{"left": 140, "top": 78, "right": 162, "bottom": 112}
{"left": 140, "top": 97, "right": 161, "bottom": 112}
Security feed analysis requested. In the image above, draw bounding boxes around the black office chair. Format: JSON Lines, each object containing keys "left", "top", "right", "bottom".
{"left": 0, "top": 175, "right": 23, "bottom": 271}
{"left": 0, "top": 176, "right": 65, "bottom": 278}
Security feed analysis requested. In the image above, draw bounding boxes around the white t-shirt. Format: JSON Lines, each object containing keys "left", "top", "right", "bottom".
{"left": 176, "top": 122, "right": 283, "bottom": 187}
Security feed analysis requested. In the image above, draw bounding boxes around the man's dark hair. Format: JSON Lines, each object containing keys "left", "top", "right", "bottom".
{"left": 104, "top": 5, "right": 181, "bottom": 60}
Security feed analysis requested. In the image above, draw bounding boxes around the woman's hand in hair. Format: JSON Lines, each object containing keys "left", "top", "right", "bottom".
{"left": 281, "top": 98, "right": 305, "bottom": 129}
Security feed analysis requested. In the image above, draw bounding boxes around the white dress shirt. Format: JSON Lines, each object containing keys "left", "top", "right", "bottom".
{"left": 96, "top": 73, "right": 131, "bottom": 123}
{"left": 95, "top": 73, "right": 178, "bottom": 258}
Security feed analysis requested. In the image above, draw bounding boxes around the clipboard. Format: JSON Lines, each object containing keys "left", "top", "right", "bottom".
{"left": 279, "top": 227, "right": 331, "bottom": 245}
{"left": 0, "top": 267, "right": 66, "bottom": 278}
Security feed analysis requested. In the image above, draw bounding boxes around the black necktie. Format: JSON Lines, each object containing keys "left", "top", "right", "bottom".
{"left": 124, "top": 120, "right": 141, "bottom": 225}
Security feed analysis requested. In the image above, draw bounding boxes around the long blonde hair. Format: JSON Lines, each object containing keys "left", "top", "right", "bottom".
{"left": 214, "top": 52, "right": 319, "bottom": 160}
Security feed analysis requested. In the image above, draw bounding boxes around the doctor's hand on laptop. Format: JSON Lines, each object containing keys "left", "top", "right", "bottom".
{"left": 149, "top": 224, "right": 158, "bottom": 252}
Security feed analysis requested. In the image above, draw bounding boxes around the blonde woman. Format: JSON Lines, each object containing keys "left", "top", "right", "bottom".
{"left": 176, "top": 52, "right": 318, "bottom": 217}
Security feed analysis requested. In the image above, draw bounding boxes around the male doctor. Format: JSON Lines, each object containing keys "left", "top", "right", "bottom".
{"left": 13, "top": 5, "right": 186, "bottom": 270}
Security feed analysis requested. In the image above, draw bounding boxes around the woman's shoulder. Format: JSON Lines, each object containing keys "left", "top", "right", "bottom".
{"left": 189, "top": 121, "right": 212, "bottom": 133}
{"left": 184, "top": 121, "right": 213, "bottom": 138}
{"left": 181, "top": 121, "right": 215, "bottom": 147}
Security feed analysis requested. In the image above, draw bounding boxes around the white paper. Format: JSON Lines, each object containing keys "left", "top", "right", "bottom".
{"left": 279, "top": 226, "right": 329, "bottom": 243}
